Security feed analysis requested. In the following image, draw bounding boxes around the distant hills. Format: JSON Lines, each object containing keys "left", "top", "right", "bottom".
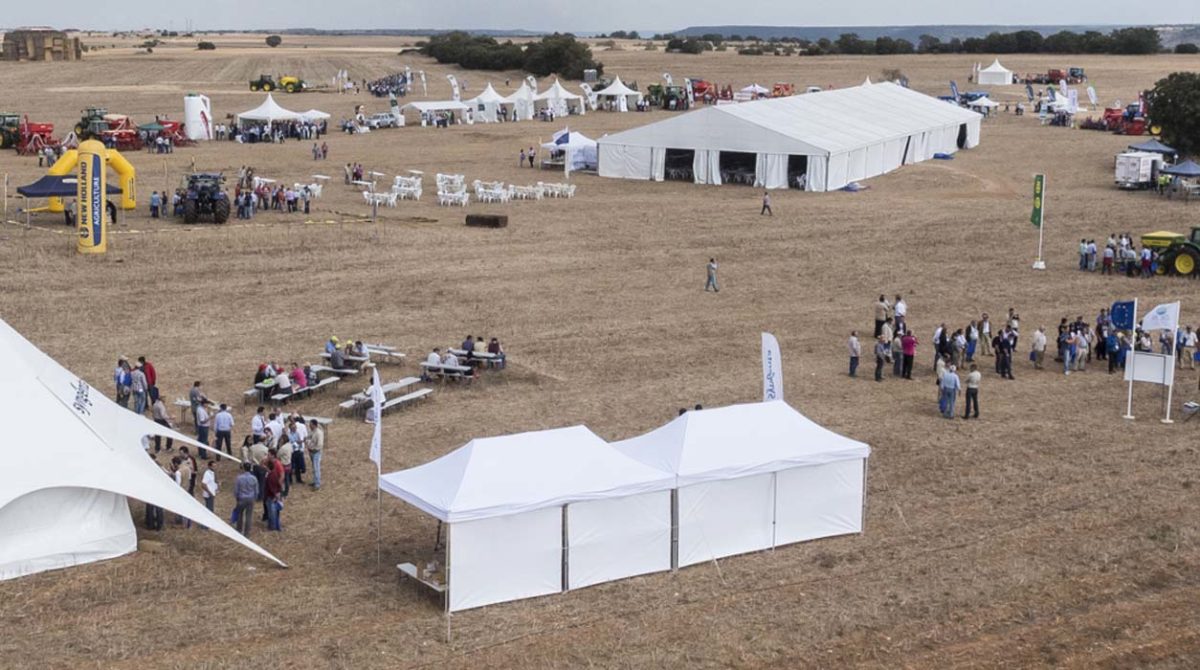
{"left": 676, "top": 24, "right": 1200, "bottom": 48}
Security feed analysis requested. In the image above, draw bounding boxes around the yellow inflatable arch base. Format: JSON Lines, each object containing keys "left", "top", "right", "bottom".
{"left": 45, "top": 146, "right": 137, "bottom": 213}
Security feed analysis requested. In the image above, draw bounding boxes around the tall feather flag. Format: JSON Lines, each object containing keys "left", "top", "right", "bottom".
{"left": 368, "top": 366, "right": 384, "bottom": 470}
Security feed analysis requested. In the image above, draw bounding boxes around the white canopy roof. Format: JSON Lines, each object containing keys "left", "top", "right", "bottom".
{"left": 740, "top": 83, "right": 770, "bottom": 95}
{"left": 980, "top": 58, "right": 1011, "bottom": 74}
{"left": 613, "top": 401, "right": 870, "bottom": 487}
{"left": 596, "top": 76, "right": 640, "bottom": 98}
{"left": 237, "top": 94, "right": 302, "bottom": 122}
{"left": 400, "top": 100, "right": 470, "bottom": 113}
{"left": 379, "top": 426, "right": 674, "bottom": 522}
{"left": 969, "top": 96, "right": 999, "bottom": 108}
{"left": 541, "top": 129, "right": 597, "bottom": 151}
{"left": 468, "top": 83, "right": 508, "bottom": 105}
{"left": 300, "top": 109, "right": 331, "bottom": 121}
{"left": 598, "top": 82, "right": 980, "bottom": 156}
{"left": 504, "top": 81, "right": 536, "bottom": 103}
{"left": 535, "top": 79, "right": 584, "bottom": 102}
{"left": 0, "top": 317, "right": 285, "bottom": 580}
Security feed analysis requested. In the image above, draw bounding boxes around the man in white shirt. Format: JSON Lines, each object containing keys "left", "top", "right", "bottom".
{"left": 214, "top": 404, "right": 235, "bottom": 456}
{"left": 275, "top": 369, "right": 293, "bottom": 395}
{"left": 847, "top": 331, "right": 861, "bottom": 378}
{"left": 1032, "top": 327, "right": 1047, "bottom": 370}
{"left": 893, "top": 294, "right": 907, "bottom": 334}
{"left": 194, "top": 404, "right": 212, "bottom": 459}
{"left": 251, "top": 406, "right": 266, "bottom": 439}
{"left": 425, "top": 348, "right": 441, "bottom": 366}
{"left": 266, "top": 413, "right": 285, "bottom": 446}
{"left": 442, "top": 350, "right": 460, "bottom": 368}
{"left": 201, "top": 461, "right": 219, "bottom": 517}
{"left": 1180, "top": 326, "right": 1197, "bottom": 370}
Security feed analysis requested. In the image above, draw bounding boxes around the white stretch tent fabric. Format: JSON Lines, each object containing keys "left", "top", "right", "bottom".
{"left": 535, "top": 79, "right": 586, "bottom": 116}
{"left": 595, "top": 76, "right": 642, "bottom": 112}
{"left": 504, "top": 82, "right": 536, "bottom": 121}
{"left": 613, "top": 401, "right": 870, "bottom": 567}
{"left": 0, "top": 318, "right": 286, "bottom": 581}
{"left": 598, "top": 82, "right": 982, "bottom": 191}
{"left": 978, "top": 59, "right": 1014, "bottom": 86}
{"left": 542, "top": 129, "right": 598, "bottom": 172}
{"left": 466, "top": 83, "right": 508, "bottom": 122}
{"left": 299, "top": 109, "right": 331, "bottom": 122}
{"left": 236, "top": 94, "right": 302, "bottom": 125}
{"left": 379, "top": 426, "right": 674, "bottom": 611}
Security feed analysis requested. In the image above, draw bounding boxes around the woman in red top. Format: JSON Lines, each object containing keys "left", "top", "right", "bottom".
{"left": 900, "top": 331, "right": 918, "bottom": 380}
{"left": 264, "top": 451, "right": 284, "bottom": 531}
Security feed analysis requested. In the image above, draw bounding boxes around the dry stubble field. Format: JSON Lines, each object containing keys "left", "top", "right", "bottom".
{"left": 1, "top": 34, "right": 1199, "bottom": 669}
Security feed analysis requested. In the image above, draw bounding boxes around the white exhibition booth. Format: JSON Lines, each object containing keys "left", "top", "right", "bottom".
{"left": 597, "top": 81, "right": 982, "bottom": 191}
{"left": 381, "top": 401, "right": 870, "bottom": 611}
{"left": 594, "top": 76, "right": 642, "bottom": 112}
{"left": 236, "top": 94, "right": 303, "bottom": 126}
{"left": 504, "top": 82, "right": 537, "bottom": 121}
{"left": 400, "top": 100, "right": 471, "bottom": 126}
{"left": 542, "top": 129, "right": 598, "bottom": 172}
{"left": 535, "top": 79, "right": 586, "bottom": 117}
{"left": 978, "top": 59, "right": 1014, "bottom": 86}
{"left": 466, "top": 83, "right": 509, "bottom": 123}
{"left": 0, "top": 318, "right": 285, "bottom": 581}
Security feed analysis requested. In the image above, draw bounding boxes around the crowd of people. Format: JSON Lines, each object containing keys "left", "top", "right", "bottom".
{"left": 1077, "top": 232, "right": 1162, "bottom": 277}
{"left": 850, "top": 294, "right": 1199, "bottom": 420}
{"left": 422, "top": 335, "right": 506, "bottom": 381}
{"left": 367, "top": 73, "right": 410, "bottom": 97}
{"left": 231, "top": 119, "right": 328, "bottom": 144}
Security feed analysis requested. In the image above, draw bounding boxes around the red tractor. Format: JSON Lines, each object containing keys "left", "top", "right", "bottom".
{"left": 16, "top": 115, "right": 57, "bottom": 155}
{"left": 687, "top": 78, "right": 721, "bottom": 103}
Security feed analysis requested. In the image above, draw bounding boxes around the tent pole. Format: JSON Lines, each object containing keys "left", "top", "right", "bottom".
{"left": 1163, "top": 323, "right": 1178, "bottom": 424}
{"left": 861, "top": 459, "right": 870, "bottom": 534}
{"left": 561, "top": 505, "right": 569, "bottom": 592}
{"left": 1124, "top": 299, "right": 1138, "bottom": 420}
{"left": 3, "top": 173, "right": 8, "bottom": 223}
{"left": 444, "top": 528, "right": 452, "bottom": 644}
{"left": 670, "top": 488, "right": 679, "bottom": 573}
{"left": 770, "top": 472, "right": 777, "bottom": 551}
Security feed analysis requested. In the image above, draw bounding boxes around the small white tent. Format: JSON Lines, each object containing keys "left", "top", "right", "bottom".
{"left": 236, "top": 94, "right": 302, "bottom": 125}
{"left": 380, "top": 426, "right": 675, "bottom": 611}
{"left": 299, "top": 109, "right": 331, "bottom": 123}
{"left": 0, "top": 317, "right": 285, "bottom": 581}
{"left": 535, "top": 79, "right": 586, "bottom": 117}
{"left": 740, "top": 83, "right": 770, "bottom": 98}
{"left": 399, "top": 100, "right": 470, "bottom": 126}
{"left": 466, "top": 83, "right": 509, "bottom": 123}
{"left": 504, "top": 81, "right": 536, "bottom": 121}
{"left": 613, "top": 401, "right": 870, "bottom": 568}
{"left": 594, "top": 76, "right": 642, "bottom": 112}
{"left": 978, "top": 59, "right": 1014, "bottom": 86}
{"left": 541, "top": 129, "right": 598, "bottom": 172}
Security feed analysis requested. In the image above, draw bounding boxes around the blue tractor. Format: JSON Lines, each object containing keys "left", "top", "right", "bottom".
{"left": 181, "top": 173, "right": 230, "bottom": 224}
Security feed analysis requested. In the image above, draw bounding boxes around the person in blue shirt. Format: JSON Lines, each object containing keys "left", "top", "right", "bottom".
{"left": 149, "top": 191, "right": 162, "bottom": 218}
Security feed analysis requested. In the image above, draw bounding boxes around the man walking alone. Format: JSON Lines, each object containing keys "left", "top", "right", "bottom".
{"left": 705, "top": 258, "right": 719, "bottom": 292}
{"left": 963, "top": 364, "right": 980, "bottom": 419}
{"left": 760, "top": 191, "right": 772, "bottom": 216}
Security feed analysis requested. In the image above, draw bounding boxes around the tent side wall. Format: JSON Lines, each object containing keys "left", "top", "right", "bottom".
{"left": 598, "top": 143, "right": 653, "bottom": 181}
{"left": 0, "top": 487, "right": 136, "bottom": 581}
{"left": 773, "top": 458, "right": 865, "bottom": 547}
{"left": 567, "top": 489, "right": 671, "bottom": 590}
{"left": 449, "top": 506, "right": 562, "bottom": 612}
{"left": 677, "top": 472, "right": 775, "bottom": 567}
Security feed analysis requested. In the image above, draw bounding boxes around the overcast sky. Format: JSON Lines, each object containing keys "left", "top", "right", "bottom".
{"left": 8, "top": 1, "right": 1200, "bottom": 33}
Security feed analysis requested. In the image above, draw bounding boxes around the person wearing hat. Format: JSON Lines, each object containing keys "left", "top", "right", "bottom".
{"left": 325, "top": 337, "right": 340, "bottom": 355}
{"left": 130, "top": 362, "right": 149, "bottom": 415}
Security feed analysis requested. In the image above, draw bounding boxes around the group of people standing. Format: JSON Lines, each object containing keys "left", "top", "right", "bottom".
{"left": 1079, "top": 233, "right": 1158, "bottom": 277}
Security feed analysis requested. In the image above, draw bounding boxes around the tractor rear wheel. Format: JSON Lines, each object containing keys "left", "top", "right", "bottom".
{"left": 183, "top": 199, "right": 199, "bottom": 224}
{"left": 262, "top": 82, "right": 274, "bottom": 92}
{"left": 250, "top": 83, "right": 260, "bottom": 92}
{"left": 212, "top": 198, "right": 231, "bottom": 224}
{"left": 285, "top": 83, "right": 296, "bottom": 93}
{"left": 1174, "top": 248, "right": 1199, "bottom": 276}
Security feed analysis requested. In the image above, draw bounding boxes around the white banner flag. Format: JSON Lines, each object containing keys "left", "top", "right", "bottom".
{"left": 761, "top": 332, "right": 783, "bottom": 401}
{"left": 447, "top": 74, "right": 461, "bottom": 101}
{"left": 1141, "top": 301, "right": 1180, "bottom": 333}
{"left": 1086, "top": 85, "right": 1098, "bottom": 106}
{"left": 1124, "top": 351, "right": 1175, "bottom": 386}
{"left": 368, "top": 367, "right": 383, "bottom": 468}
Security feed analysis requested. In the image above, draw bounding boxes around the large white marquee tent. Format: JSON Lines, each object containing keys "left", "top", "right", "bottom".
{"left": 597, "top": 82, "right": 982, "bottom": 192}
{"left": 594, "top": 76, "right": 642, "bottom": 112}
{"left": 0, "top": 318, "right": 285, "bottom": 581}
{"left": 534, "top": 79, "right": 586, "bottom": 117}
{"left": 236, "top": 94, "right": 304, "bottom": 125}
{"left": 381, "top": 401, "right": 870, "bottom": 611}
{"left": 466, "top": 83, "right": 509, "bottom": 123}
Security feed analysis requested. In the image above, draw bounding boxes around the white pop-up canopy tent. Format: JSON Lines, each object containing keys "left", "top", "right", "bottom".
{"left": 740, "top": 83, "right": 770, "bottom": 97}
{"left": 400, "top": 100, "right": 470, "bottom": 126}
{"left": 598, "top": 82, "right": 981, "bottom": 191}
{"left": 594, "top": 76, "right": 642, "bottom": 112}
{"left": 0, "top": 317, "right": 285, "bottom": 581}
{"left": 542, "top": 128, "right": 598, "bottom": 172}
{"left": 299, "top": 109, "right": 331, "bottom": 122}
{"left": 380, "top": 426, "right": 675, "bottom": 611}
{"left": 534, "top": 79, "right": 586, "bottom": 116}
{"left": 504, "top": 81, "right": 536, "bottom": 121}
{"left": 466, "top": 83, "right": 510, "bottom": 123}
{"left": 978, "top": 59, "right": 1014, "bottom": 86}
{"left": 236, "top": 94, "right": 303, "bottom": 126}
{"left": 613, "top": 401, "right": 870, "bottom": 568}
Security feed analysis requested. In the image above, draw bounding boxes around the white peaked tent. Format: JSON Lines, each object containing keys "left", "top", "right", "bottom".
{"left": 379, "top": 426, "right": 675, "bottom": 611}
{"left": 236, "top": 94, "right": 303, "bottom": 125}
{"left": 466, "top": 83, "right": 509, "bottom": 122}
{"left": 0, "top": 318, "right": 285, "bottom": 581}
{"left": 595, "top": 76, "right": 642, "bottom": 112}
{"left": 535, "top": 79, "right": 586, "bottom": 116}
{"left": 504, "top": 81, "right": 536, "bottom": 121}
{"left": 598, "top": 82, "right": 982, "bottom": 191}
{"left": 978, "top": 59, "right": 1014, "bottom": 86}
{"left": 740, "top": 83, "right": 770, "bottom": 97}
{"left": 299, "top": 109, "right": 331, "bottom": 122}
{"left": 542, "top": 129, "right": 598, "bottom": 172}
{"left": 613, "top": 401, "right": 870, "bottom": 568}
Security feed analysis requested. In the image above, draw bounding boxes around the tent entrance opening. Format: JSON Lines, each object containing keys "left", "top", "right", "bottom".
{"left": 787, "top": 156, "right": 808, "bottom": 189}
{"left": 718, "top": 151, "right": 756, "bottom": 186}
{"left": 957, "top": 124, "right": 967, "bottom": 149}
{"left": 665, "top": 149, "right": 694, "bottom": 181}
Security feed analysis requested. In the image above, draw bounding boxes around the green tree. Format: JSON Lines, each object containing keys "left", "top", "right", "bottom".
{"left": 1176, "top": 42, "right": 1200, "bottom": 54}
{"left": 1110, "top": 27, "right": 1161, "bottom": 54}
{"left": 1149, "top": 72, "right": 1200, "bottom": 156}
{"left": 197, "top": 41, "right": 216, "bottom": 50}
{"left": 265, "top": 35, "right": 282, "bottom": 48}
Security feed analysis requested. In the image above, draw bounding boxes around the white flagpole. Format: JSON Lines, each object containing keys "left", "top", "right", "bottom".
{"left": 1163, "top": 319, "right": 1179, "bottom": 424}
{"left": 1123, "top": 298, "right": 1138, "bottom": 420}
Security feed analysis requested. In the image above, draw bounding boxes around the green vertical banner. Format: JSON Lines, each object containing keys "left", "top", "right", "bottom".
{"left": 1030, "top": 174, "right": 1045, "bottom": 228}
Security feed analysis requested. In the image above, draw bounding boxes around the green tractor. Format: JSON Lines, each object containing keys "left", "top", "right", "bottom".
{"left": 180, "top": 173, "right": 231, "bottom": 224}
{"left": 646, "top": 84, "right": 687, "bottom": 110}
{"left": 249, "top": 74, "right": 276, "bottom": 92}
{"left": 0, "top": 112, "right": 21, "bottom": 149}
{"left": 1144, "top": 227, "right": 1200, "bottom": 277}
{"left": 74, "top": 107, "right": 109, "bottom": 138}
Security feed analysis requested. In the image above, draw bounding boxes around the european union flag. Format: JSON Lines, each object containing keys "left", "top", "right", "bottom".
{"left": 1111, "top": 300, "right": 1135, "bottom": 330}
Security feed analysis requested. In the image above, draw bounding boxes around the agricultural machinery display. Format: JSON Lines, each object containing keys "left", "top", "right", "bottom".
{"left": 180, "top": 173, "right": 231, "bottom": 224}
{"left": 1, "top": 112, "right": 57, "bottom": 155}
{"left": 1143, "top": 228, "right": 1200, "bottom": 277}
{"left": 250, "top": 74, "right": 307, "bottom": 93}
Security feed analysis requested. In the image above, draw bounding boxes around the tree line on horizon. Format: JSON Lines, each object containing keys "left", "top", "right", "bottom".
{"left": 600, "top": 27, "right": 1181, "bottom": 56}
{"left": 419, "top": 32, "right": 603, "bottom": 80}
